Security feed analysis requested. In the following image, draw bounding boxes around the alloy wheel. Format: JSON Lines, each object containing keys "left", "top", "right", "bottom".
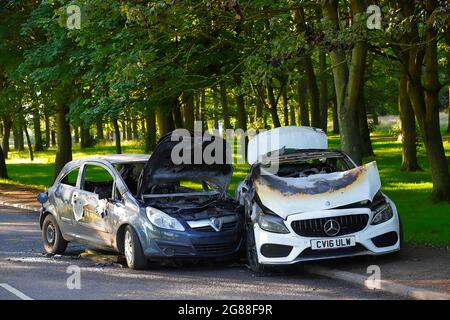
{"left": 124, "top": 230, "right": 134, "bottom": 266}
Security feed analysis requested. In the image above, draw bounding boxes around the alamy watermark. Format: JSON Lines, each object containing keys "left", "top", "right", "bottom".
{"left": 366, "top": 5, "right": 382, "bottom": 30}
{"left": 66, "top": 5, "right": 81, "bottom": 30}
{"left": 169, "top": 121, "right": 281, "bottom": 175}
{"left": 66, "top": 265, "right": 81, "bottom": 290}
{"left": 366, "top": 265, "right": 382, "bottom": 290}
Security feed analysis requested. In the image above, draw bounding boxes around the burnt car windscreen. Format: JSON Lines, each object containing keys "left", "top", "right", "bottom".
{"left": 264, "top": 156, "right": 353, "bottom": 178}
{"left": 115, "top": 163, "right": 145, "bottom": 195}
{"left": 145, "top": 179, "right": 218, "bottom": 195}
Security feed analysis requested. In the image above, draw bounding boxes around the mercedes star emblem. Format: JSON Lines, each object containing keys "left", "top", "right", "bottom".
{"left": 323, "top": 219, "right": 340, "bottom": 237}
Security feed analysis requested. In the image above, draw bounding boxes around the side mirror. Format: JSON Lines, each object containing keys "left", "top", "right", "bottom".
{"left": 37, "top": 192, "right": 49, "bottom": 204}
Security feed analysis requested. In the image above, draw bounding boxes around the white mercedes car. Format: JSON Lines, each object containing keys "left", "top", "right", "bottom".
{"left": 236, "top": 126, "right": 402, "bottom": 273}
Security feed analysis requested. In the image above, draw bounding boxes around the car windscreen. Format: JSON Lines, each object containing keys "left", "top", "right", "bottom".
{"left": 114, "top": 162, "right": 145, "bottom": 196}
{"left": 263, "top": 156, "right": 354, "bottom": 178}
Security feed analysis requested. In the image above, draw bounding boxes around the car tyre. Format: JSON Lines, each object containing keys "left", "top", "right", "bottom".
{"left": 42, "top": 214, "right": 67, "bottom": 254}
{"left": 246, "top": 224, "right": 266, "bottom": 274}
{"left": 123, "top": 226, "right": 148, "bottom": 270}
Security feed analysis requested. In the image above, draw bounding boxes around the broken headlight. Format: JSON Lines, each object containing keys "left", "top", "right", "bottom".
{"left": 146, "top": 207, "right": 185, "bottom": 231}
{"left": 371, "top": 203, "right": 394, "bottom": 225}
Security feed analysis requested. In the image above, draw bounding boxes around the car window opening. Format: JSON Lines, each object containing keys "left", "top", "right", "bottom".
{"left": 82, "top": 165, "right": 114, "bottom": 200}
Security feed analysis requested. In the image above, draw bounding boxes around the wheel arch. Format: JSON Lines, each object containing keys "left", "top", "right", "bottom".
{"left": 39, "top": 211, "right": 54, "bottom": 229}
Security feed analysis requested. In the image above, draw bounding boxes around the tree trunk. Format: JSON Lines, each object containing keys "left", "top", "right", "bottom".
{"left": 212, "top": 90, "right": 220, "bottom": 129}
{"left": 404, "top": 0, "right": 450, "bottom": 202}
{"left": 448, "top": 85, "right": 450, "bottom": 134}
{"left": 296, "top": 7, "right": 320, "bottom": 128}
{"left": 74, "top": 126, "right": 79, "bottom": 144}
{"left": 219, "top": 83, "right": 231, "bottom": 130}
{"left": 1, "top": 117, "right": 11, "bottom": 159}
{"left": 132, "top": 118, "right": 138, "bottom": 140}
{"left": 51, "top": 130, "right": 56, "bottom": 147}
{"left": 267, "top": 83, "right": 282, "bottom": 128}
{"left": 255, "top": 90, "right": 264, "bottom": 126}
{"left": 319, "top": 50, "right": 329, "bottom": 132}
{"left": 296, "top": 78, "right": 309, "bottom": 126}
{"left": 447, "top": 32, "right": 450, "bottom": 134}
{"left": 421, "top": 8, "right": 450, "bottom": 202}
{"left": 194, "top": 93, "right": 200, "bottom": 122}
{"left": 398, "top": 70, "right": 421, "bottom": 171}
{"left": 182, "top": 92, "right": 195, "bottom": 131}
{"left": 112, "top": 118, "right": 122, "bottom": 154}
{"left": 332, "top": 84, "right": 339, "bottom": 134}
{"left": 0, "top": 144, "right": 7, "bottom": 179}
{"left": 0, "top": 71, "right": 8, "bottom": 178}
{"left": 156, "top": 107, "right": 170, "bottom": 136}
{"left": 235, "top": 75, "right": 248, "bottom": 132}
{"left": 17, "top": 116, "right": 25, "bottom": 151}
{"left": 282, "top": 84, "right": 289, "bottom": 126}
{"left": 289, "top": 86, "right": 297, "bottom": 126}
{"left": 53, "top": 102, "right": 72, "bottom": 180}
{"left": 145, "top": 110, "right": 156, "bottom": 153}
{"left": 200, "top": 89, "right": 206, "bottom": 131}
{"left": 96, "top": 117, "right": 104, "bottom": 140}
{"left": 172, "top": 99, "right": 183, "bottom": 129}
{"left": 358, "top": 92, "right": 374, "bottom": 157}
{"left": 33, "top": 111, "right": 43, "bottom": 152}
{"left": 23, "top": 117, "right": 34, "bottom": 161}
{"left": 80, "top": 125, "right": 92, "bottom": 149}
{"left": 126, "top": 119, "right": 132, "bottom": 141}
{"left": 44, "top": 113, "right": 50, "bottom": 148}
{"left": 120, "top": 120, "right": 127, "bottom": 141}
{"left": 322, "top": 0, "right": 365, "bottom": 164}
{"left": 304, "top": 56, "right": 321, "bottom": 128}
{"left": 13, "top": 124, "right": 18, "bottom": 150}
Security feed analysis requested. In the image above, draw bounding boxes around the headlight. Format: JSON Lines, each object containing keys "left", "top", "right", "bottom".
{"left": 371, "top": 203, "right": 394, "bottom": 225}
{"left": 258, "top": 214, "right": 290, "bottom": 234}
{"left": 146, "top": 207, "right": 185, "bottom": 231}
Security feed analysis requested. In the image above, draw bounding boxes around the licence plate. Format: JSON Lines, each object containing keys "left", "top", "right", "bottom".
{"left": 311, "top": 236, "right": 356, "bottom": 250}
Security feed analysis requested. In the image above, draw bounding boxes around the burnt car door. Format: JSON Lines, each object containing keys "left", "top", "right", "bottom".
{"left": 74, "top": 162, "right": 116, "bottom": 248}
{"left": 52, "top": 166, "right": 82, "bottom": 236}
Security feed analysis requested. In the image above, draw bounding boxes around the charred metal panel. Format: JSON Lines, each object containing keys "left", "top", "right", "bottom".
{"left": 253, "top": 161, "right": 381, "bottom": 218}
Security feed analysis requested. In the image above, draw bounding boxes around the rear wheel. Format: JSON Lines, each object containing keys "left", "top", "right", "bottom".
{"left": 246, "top": 224, "right": 266, "bottom": 274}
{"left": 42, "top": 215, "right": 67, "bottom": 254}
{"left": 123, "top": 226, "right": 148, "bottom": 270}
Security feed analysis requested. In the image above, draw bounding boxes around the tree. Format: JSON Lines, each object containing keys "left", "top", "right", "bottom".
{"left": 398, "top": 70, "right": 421, "bottom": 171}
{"left": 398, "top": 0, "right": 450, "bottom": 201}
{"left": 321, "top": 0, "right": 368, "bottom": 165}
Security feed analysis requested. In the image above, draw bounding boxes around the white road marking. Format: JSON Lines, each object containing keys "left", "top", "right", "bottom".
{"left": 0, "top": 283, "right": 34, "bottom": 300}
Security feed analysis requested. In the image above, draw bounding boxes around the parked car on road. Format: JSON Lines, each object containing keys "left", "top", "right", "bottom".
{"left": 38, "top": 132, "right": 244, "bottom": 269}
{"left": 236, "top": 126, "right": 402, "bottom": 273}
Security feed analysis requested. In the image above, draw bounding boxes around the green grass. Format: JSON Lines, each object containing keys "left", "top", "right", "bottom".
{"left": 328, "top": 134, "right": 450, "bottom": 247}
{"left": 2, "top": 133, "right": 450, "bottom": 247}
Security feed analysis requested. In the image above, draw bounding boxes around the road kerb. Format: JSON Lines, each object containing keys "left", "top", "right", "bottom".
{"left": 0, "top": 201, "right": 40, "bottom": 213}
{"left": 305, "top": 266, "right": 450, "bottom": 300}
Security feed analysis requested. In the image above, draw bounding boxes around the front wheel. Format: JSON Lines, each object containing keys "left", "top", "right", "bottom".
{"left": 42, "top": 214, "right": 67, "bottom": 254}
{"left": 123, "top": 226, "right": 148, "bottom": 270}
{"left": 246, "top": 224, "right": 265, "bottom": 274}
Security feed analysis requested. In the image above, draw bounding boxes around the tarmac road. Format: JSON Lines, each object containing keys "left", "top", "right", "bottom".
{"left": 0, "top": 206, "right": 403, "bottom": 300}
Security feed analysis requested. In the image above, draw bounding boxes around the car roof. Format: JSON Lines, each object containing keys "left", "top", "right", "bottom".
{"left": 70, "top": 154, "right": 150, "bottom": 165}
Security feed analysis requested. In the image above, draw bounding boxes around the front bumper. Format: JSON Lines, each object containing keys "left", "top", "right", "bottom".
{"left": 138, "top": 219, "right": 244, "bottom": 260}
{"left": 254, "top": 205, "right": 401, "bottom": 265}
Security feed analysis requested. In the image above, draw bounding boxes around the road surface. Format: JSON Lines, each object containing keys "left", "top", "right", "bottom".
{"left": 0, "top": 206, "right": 403, "bottom": 300}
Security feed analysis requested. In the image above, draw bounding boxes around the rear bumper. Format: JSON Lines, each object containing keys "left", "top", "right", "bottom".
{"left": 254, "top": 204, "right": 401, "bottom": 265}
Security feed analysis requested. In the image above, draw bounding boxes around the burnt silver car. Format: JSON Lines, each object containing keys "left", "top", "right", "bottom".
{"left": 38, "top": 132, "right": 244, "bottom": 269}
